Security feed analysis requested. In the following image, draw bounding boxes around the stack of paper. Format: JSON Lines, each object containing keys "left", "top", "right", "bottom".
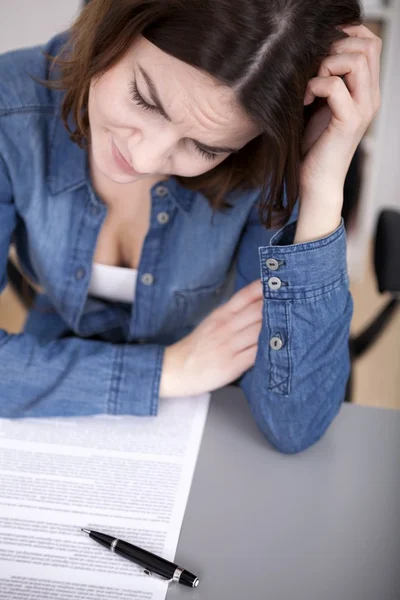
{"left": 0, "top": 394, "right": 210, "bottom": 599}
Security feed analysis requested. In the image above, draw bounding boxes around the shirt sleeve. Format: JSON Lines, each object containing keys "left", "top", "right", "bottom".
{"left": 235, "top": 200, "right": 353, "bottom": 454}
{"left": 0, "top": 153, "right": 165, "bottom": 419}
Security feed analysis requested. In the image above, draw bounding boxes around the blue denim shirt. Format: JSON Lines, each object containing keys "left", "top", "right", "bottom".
{"left": 0, "top": 33, "right": 353, "bottom": 453}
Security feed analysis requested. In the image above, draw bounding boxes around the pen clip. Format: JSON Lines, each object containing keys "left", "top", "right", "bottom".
{"left": 143, "top": 569, "right": 174, "bottom": 585}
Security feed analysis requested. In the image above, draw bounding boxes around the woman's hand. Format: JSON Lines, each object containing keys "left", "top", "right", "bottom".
{"left": 294, "top": 24, "right": 382, "bottom": 243}
{"left": 159, "top": 280, "right": 263, "bottom": 397}
{"left": 300, "top": 24, "right": 382, "bottom": 190}
{"left": 294, "top": 25, "right": 382, "bottom": 244}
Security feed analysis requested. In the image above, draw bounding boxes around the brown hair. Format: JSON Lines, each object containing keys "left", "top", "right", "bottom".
{"left": 44, "top": 0, "right": 362, "bottom": 227}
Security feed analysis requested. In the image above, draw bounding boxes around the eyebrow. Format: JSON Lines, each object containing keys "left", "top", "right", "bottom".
{"left": 137, "top": 64, "right": 242, "bottom": 154}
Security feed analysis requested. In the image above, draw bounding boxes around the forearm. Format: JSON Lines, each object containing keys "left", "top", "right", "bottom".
{"left": 240, "top": 218, "right": 353, "bottom": 453}
{"left": 0, "top": 330, "right": 165, "bottom": 418}
{"left": 294, "top": 185, "right": 343, "bottom": 244}
{"left": 242, "top": 282, "right": 353, "bottom": 453}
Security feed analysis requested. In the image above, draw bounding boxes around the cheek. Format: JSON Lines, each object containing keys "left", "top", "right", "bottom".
{"left": 89, "top": 76, "right": 136, "bottom": 130}
{"left": 176, "top": 154, "right": 227, "bottom": 177}
{"left": 94, "top": 90, "right": 121, "bottom": 126}
{"left": 193, "top": 155, "right": 228, "bottom": 174}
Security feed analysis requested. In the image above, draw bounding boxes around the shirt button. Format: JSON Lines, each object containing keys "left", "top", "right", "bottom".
{"left": 141, "top": 273, "right": 155, "bottom": 286}
{"left": 266, "top": 258, "right": 279, "bottom": 271}
{"left": 155, "top": 185, "right": 168, "bottom": 197}
{"left": 75, "top": 267, "right": 86, "bottom": 280}
{"left": 270, "top": 336, "right": 283, "bottom": 350}
{"left": 157, "top": 212, "right": 170, "bottom": 225}
{"left": 268, "top": 276, "right": 282, "bottom": 290}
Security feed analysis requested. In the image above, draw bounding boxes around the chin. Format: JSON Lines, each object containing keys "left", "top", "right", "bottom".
{"left": 105, "top": 169, "right": 141, "bottom": 184}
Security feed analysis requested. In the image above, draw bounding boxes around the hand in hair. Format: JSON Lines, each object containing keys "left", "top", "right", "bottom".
{"left": 301, "top": 23, "right": 381, "bottom": 187}
{"left": 295, "top": 24, "right": 382, "bottom": 243}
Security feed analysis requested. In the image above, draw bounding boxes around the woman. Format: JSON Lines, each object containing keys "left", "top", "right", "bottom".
{"left": 0, "top": 0, "right": 381, "bottom": 452}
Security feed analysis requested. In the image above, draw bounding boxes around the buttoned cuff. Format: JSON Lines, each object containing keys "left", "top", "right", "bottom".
{"left": 259, "top": 218, "right": 348, "bottom": 299}
{"left": 110, "top": 343, "right": 165, "bottom": 416}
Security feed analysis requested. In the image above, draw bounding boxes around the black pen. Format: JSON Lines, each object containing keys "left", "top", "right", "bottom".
{"left": 81, "top": 528, "right": 199, "bottom": 588}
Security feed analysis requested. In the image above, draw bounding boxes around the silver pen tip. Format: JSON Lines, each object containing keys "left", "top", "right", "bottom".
{"left": 81, "top": 528, "right": 91, "bottom": 534}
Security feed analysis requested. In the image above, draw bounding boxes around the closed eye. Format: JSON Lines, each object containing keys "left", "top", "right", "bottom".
{"left": 129, "top": 80, "right": 225, "bottom": 162}
{"left": 129, "top": 80, "right": 159, "bottom": 114}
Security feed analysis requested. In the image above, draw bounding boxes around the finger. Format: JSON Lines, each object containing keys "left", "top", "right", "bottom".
{"left": 224, "top": 279, "right": 263, "bottom": 314}
{"left": 331, "top": 36, "right": 382, "bottom": 92}
{"left": 234, "top": 344, "right": 258, "bottom": 374}
{"left": 232, "top": 321, "right": 262, "bottom": 353}
{"left": 228, "top": 299, "right": 263, "bottom": 335}
{"left": 317, "top": 53, "right": 372, "bottom": 109}
{"left": 339, "top": 24, "right": 382, "bottom": 94}
{"left": 339, "top": 23, "right": 382, "bottom": 44}
{"left": 305, "top": 75, "right": 356, "bottom": 126}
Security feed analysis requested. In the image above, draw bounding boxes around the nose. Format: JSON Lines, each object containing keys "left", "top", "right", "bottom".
{"left": 133, "top": 153, "right": 164, "bottom": 176}
{"left": 127, "top": 132, "right": 172, "bottom": 175}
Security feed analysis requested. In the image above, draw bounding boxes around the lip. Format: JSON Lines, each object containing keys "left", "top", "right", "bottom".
{"left": 111, "top": 138, "right": 142, "bottom": 175}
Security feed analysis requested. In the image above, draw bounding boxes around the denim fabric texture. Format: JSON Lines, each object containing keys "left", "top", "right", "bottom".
{"left": 0, "top": 33, "right": 353, "bottom": 453}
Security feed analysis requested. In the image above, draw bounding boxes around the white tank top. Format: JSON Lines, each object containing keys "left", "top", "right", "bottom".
{"left": 88, "top": 263, "right": 137, "bottom": 304}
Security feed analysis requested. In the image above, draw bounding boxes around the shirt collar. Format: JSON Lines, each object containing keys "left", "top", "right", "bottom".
{"left": 47, "top": 105, "right": 87, "bottom": 196}
{"left": 47, "top": 109, "right": 197, "bottom": 213}
{"left": 166, "top": 176, "right": 197, "bottom": 212}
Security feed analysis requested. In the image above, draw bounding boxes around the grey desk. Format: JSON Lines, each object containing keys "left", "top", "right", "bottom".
{"left": 167, "top": 387, "right": 400, "bottom": 600}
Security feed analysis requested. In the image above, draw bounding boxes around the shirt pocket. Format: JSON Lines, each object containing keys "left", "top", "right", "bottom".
{"left": 174, "top": 276, "right": 229, "bottom": 330}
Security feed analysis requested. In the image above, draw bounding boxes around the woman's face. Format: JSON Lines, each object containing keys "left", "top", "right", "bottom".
{"left": 88, "top": 34, "right": 260, "bottom": 184}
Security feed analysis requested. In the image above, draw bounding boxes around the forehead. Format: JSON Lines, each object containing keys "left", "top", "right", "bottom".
{"left": 123, "top": 35, "right": 260, "bottom": 143}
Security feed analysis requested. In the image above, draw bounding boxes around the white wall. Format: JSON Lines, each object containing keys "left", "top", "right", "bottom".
{"left": 0, "top": 0, "right": 82, "bottom": 53}
{"left": 362, "top": 0, "right": 400, "bottom": 221}
{"left": 346, "top": 0, "right": 400, "bottom": 277}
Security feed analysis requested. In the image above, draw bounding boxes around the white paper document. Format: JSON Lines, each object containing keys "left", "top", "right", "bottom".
{"left": 0, "top": 394, "right": 210, "bottom": 599}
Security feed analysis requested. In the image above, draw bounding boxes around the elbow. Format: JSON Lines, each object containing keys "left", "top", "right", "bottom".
{"left": 254, "top": 393, "right": 345, "bottom": 455}
{"left": 264, "top": 425, "right": 326, "bottom": 455}
{"left": 257, "top": 415, "right": 336, "bottom": 455}
{"left": 241, "top": 349, "right": 350, "bottom": 454}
